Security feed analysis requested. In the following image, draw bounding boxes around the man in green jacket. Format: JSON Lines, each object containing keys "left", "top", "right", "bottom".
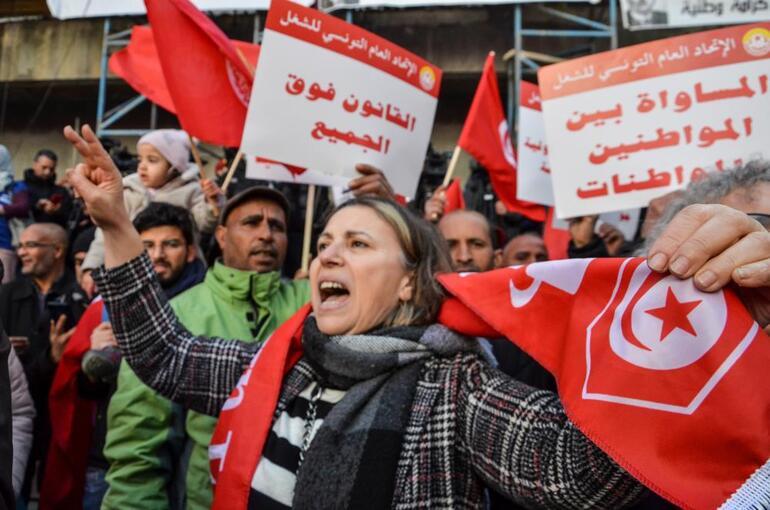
{"left": 102, "top": 187, "right": 310, "bottom": 510}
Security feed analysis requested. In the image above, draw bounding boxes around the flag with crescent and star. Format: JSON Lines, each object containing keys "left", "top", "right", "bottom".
{"left": 438, "top": 257, "right": 770, "bottom": 509}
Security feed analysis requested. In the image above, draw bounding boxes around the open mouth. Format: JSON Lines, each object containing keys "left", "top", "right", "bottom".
{"left": 319, "top": 280, "right": 350, "bottom": 308}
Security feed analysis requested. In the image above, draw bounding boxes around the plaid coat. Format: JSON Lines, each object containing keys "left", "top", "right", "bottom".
{"left": 94, "top": 254, "right": 645, "bottom": 510}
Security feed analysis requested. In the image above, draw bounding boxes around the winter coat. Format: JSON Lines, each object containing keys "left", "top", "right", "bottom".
{"left": 0, "top": 326, "right": 13, "bottom": 510}
{"left": 7, "top": 348, "right": 34, "bottom": 497}
{"left": 23, "top": 169, "right": 73, "bottom": 228}
{"left": 102, "top": 262, "right": 310, "bottom": 510}
{"left": 82, "top": 169, "right": 217, "bottom": 271}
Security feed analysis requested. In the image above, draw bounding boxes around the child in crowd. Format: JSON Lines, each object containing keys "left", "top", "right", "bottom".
{"left": 81, "top": 130, "right": 221, "bottom": 285}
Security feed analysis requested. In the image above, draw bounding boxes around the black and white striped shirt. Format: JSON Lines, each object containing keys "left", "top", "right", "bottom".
{"left": 249, "top": 382, "right": 346, "bottom": 509}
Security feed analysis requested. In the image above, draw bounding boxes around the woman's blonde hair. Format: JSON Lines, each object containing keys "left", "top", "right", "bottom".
{"left": 328, "top": 197, "right": 452, "bottom": 327}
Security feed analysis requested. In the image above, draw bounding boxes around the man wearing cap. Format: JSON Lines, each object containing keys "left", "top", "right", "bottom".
{"left": 102, "top": 187, "right": 310, "bottom": 510}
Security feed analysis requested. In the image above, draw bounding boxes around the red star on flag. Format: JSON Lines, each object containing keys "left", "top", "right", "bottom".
{"left": 645, "top": 287, "right": 702, "bottom": 342}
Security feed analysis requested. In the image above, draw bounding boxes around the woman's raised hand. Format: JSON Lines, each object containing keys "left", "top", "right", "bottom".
{"left": 63, "top": 124, "right": 129, "bottom": 230}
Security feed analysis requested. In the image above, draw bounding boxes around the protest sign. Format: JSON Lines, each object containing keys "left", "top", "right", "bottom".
{"left": 516, "top": 80, "right": 554, "bottom": 206}
{"left": 620, "top": 0, "right": 770, "bottom": 31}
{"left": 46, "top": 0, "right": 312, "bottom": 18}
{"left": 245, "top": 156, "right": 350, "bottom": 187}
{"left": 539, "top": 23, "right": 770, "bottom": 218}
{"left": 240, "top": 0, "right": 441, "bottom": 199}
{"left": 550, "top": 208, "right": 641, "bottom": 241}
{"left": 319, "top": 0, "right": 597, "bottom": 11}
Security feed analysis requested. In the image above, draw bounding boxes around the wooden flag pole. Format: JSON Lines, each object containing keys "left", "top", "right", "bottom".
{"left": 442, "top": 146, "right": 462, "bottom": 187}
{"left": 235, "top": 47, "right": 255, "bottom": 78}
{"left": 189, "top": 135, "right": 206, "bottom": 180}
{"left": 301, "top": 184, "right": 317, "bottom": 273}
{"left": 221, "top": 149, "right": 244, "bottom": 195}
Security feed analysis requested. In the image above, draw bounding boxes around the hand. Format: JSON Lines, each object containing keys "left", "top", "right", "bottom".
{"left": 63, "top": 124, "right": 129, "bottom": 230}
{"left": 647, "top": 204, "right": 770, "bottom": 330}
{"left": 568, "top": 215, "right": 599, "bottom": 248}
{"left": 80, "top": 270, "right": 96, "bottom": 299}
{"left": 424, "top": 185, "right": 447, "bottom": 223}
{"left": 293, "top": 268, "right": 309, "bottom": 280}
{"left": 90, "top": 322, "right": 117, "bottom": 351}
{"left": 50, "top": 314, "right": 75, "bottom": 363}
{"left": 38, "top": 199, "right": 61, "bottom": 214}
{"left": 347, "top": 164, "right": 395, "bottom": 200}
{"left": 598, "top": 222, "right": 625, "bottom": 256}
{"left": 200, "top": 178, "right": 224, "bottom": 208}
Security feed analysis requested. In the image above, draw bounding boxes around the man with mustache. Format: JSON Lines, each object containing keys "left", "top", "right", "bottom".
{"left": 437, "top": 210, "right": 501, "bottom": 273}
{"left": 102, "top": 187, "right": 310, "bottom": 510}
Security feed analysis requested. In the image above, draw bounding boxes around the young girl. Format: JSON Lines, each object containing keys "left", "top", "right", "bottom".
{"left": 81, "top": 130, "right": 220, "bottom": 277}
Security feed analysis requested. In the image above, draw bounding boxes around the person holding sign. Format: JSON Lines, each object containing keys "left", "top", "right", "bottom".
{"left": 64, "top": 124, "right": 770, "bottom": 509}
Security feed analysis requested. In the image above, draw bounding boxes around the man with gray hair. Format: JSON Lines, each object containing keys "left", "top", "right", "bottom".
{"left": 645, "top": 160, "right": 770, "bottom": 249}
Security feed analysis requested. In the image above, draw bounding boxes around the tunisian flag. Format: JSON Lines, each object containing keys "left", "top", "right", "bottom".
{"left": 443, "top": 178, "right": 466, "bottom": 214}
{"left": 208, "top": 259, "right": 770, "bottom": 510}
{"left": 144, "top": 0, "right": 255, "bottom": 147}
{"left": 109, "top": 25, "right": 260, "bottom": 117}
{"left": 458, "top": 52, "right": 545, "bottom": 222}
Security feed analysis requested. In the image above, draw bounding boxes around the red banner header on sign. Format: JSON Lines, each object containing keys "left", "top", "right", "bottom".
{"left": 539, "top": 23, "right": 770, "bottom": 100}
{"left": 265, "top": 0, "right": 442, "bottom": 98}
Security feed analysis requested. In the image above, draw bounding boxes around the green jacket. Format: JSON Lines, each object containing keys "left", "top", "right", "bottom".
{"left": 102, "top": 262, "right": 310, "bottom": 510}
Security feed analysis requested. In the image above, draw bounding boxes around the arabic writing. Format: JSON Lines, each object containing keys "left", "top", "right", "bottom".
{"left": 284, "top": 73, "right": 420, "bottom": 154}
{"left": 576, "top": 157, "right": 746, "bottom": 199}
{"left": 588, "top": 116, "right": 753, "bottom": 165}
{"left": 522, "top": 138, "right": 550, "bottom": 173}
{"left": 552, "top": 36, "right": 738, "bottom": 92}
{"left": 565, "top": 74, "right": 766, "bottom": 132}
{"left": 279, "top": 9, "right": 419, "bottom": 79}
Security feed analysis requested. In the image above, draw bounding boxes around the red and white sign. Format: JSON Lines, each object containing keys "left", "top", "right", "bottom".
{"left": 550, "top": 207, "right": 641, "bottom": 242}
{"left": 538, "top": 23, "right": 770, "bottom": 218}
{"left": 241, "top": 0, "right": 441, "bottom": 198}
{"left": 245, "top": 156, "right": 349, "bottom": 187}
{"left": 516, "top": 80, "right": 553, "bottom": 205}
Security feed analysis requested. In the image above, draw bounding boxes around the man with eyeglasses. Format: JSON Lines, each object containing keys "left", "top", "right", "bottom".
{"left": 0, "top": 222, "right": 88, "bottom": 502}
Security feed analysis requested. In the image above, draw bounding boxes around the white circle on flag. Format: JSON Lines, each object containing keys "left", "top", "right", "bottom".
{"left": 498, "top": 120, "right": 516, "bottom": 168}
{"left": 608, "top": 263, "right": 727, "bottom": 370}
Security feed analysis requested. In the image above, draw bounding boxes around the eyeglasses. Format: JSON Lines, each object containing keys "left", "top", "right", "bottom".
{"left": 17, "top": 241, "right": 57, "bottom": 250}
{"left": 748, "top": 213, "right": 770, "bottom": 230}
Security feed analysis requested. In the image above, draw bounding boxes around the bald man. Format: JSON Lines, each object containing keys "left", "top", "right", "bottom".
{"left": 438, "top": 210, "right": 501, "bottom": 272}
{"left": 500, "top": 233, "right": 549, "bottom": 267}
{"left": 0, "top": 223, "right": 87, "bottom": 501}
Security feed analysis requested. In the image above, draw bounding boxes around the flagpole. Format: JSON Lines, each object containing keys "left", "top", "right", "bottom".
{"left": 221, "top": 149, "right": 244, "bottom": 195}
{"left": 301, "top": 184, "right": 316, "bottom": 273}
{"left": 188, "top": 135, "right": 206, "bottom": 180}
{"left": 442, "top": 146, "right": 462, "bottom": 187}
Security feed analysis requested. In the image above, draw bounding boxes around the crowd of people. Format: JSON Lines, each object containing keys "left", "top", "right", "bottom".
{"left": 0, "top": 122, "right": 767, "bottom": 510}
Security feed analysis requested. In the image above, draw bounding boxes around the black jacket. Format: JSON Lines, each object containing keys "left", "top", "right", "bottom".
{"left": 23, "top": 169, "right": 73, "bottom": 227}
{"left": 0, "top": 271, "right": 87, "bottom": 494}
{"left": 0, "top": 321, "right": 13, "bottom": 509}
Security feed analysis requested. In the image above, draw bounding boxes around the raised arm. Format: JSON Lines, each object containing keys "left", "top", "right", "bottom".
{"left": 457, "top": 358, "right": 645, "bottom": 509}
{"left": 65, "top": 125, "right": 256, "bottom": 415}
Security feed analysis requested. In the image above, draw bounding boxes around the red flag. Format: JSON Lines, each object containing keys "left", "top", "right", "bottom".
{"left": 458, "top": 52, "right": 545, "bottom": 222}
{"left": 40, "top": 299, "right": 105, "bottom": 510}
{"left": 210, "top": 257, "right": 770, "bottom": 509}
{"left": 542, "top": 207, "right": 570, "bottom": 260}
{"left": 439, "top": 258, "right": 770, "bottom": 509}
{"left": 144, "top": 0, "right": 255, "bottom": 147}
{"left": 443, "top": 178, "right": 465, "bottom": 214}
{"left": 109, "top": 26, "right": 260, "bottom": 117}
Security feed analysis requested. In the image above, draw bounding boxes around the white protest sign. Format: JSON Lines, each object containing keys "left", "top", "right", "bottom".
{"left": 46, "top": 0, "right": 311, "bottom": 18}
{"left": 551, "top": 208, "right": 642, "bottom": 241}
{"left": 516, "top": 80, "right": 554, "bottom": 206}
{"left": 620, "top": 0, "right": 770, "bottom": 31}
{"left": 241, "top": 0, "right": 441, "bottom": 199}
{"left": 538, "top": 23, "right": 770, "bottom": 218}
{"left": 319, "top": 0, "right": 597, "bottom": 10}
{"left": 245, "top": 156, "right": 350, "bottom": 187}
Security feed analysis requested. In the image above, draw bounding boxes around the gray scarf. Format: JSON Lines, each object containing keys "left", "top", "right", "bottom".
{"left": 289, "top": 317, "right": 480, "bottom": 510}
